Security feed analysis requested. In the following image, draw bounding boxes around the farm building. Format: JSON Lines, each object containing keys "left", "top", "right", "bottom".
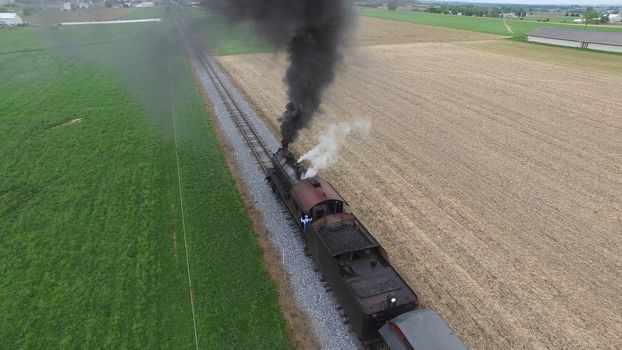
{"left": 609, "top": 10, "right": 622, "bottom": 23}
{"left": 0, "top": 12, "right": 23, "bottom": 26}
{"left": 527, "top": 28, "right": 622, "bottom": 53}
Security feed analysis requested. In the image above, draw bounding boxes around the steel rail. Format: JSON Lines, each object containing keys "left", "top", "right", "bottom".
{"left": 171, "top": 8, "right": 274, "bottom": 174}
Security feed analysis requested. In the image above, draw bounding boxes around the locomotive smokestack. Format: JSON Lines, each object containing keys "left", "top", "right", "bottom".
{"left": 210, "top": 0, "right": 355, "bottom": 145}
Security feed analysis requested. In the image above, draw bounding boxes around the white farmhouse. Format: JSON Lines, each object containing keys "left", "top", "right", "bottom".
{"left": 0, "top": 12, "right": 23, "bottom": 26}
{"left": 609, "top": 10, "right": 622, "bottom": 23}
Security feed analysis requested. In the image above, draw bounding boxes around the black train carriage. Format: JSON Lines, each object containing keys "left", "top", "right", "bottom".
{"left": 267, "top": 148, "right": 418, "bottom": 344}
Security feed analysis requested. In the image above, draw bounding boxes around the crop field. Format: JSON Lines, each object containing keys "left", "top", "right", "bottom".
{"left": 20, "top": 7, "right": 163, "bottom": 25}
{"left": 525, "top": 15, "right": 578, "bottom": 23}
{"left": 0, "top": 10, "right": 290, "bottom": 349}
{"left": 179, "top": 7, "right": 499, "bottom": 54}
{"left": 355, "top": 17, "right": 500, "bottom": 46}
{"left": 23, "top": 7, "right": 134, "bottom": 24}
{"left": 213, "top": 14, "right": 622, "bottom": 350}
{"left": 177, "top": 7, "right": 274, "bottom": 56}
{"left": 358, "top": 7, "right": 622, "bottom": 39}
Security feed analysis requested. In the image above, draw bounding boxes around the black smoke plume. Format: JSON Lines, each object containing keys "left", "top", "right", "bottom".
{"left": 210, "top": 0, "right": 354, "bottom": 146}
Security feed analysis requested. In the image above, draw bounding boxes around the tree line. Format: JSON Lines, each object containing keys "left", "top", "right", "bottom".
{"left": 426, "top": 4, "right": 527, "bottom": 17}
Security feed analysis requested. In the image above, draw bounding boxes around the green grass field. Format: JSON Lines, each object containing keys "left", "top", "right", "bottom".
{"left": 177, "top": 7, "right": 274, "bottom": 56}
{"left": 358, "top": 8, "right": 622, "bottom": 39}
{"left": 526, "top": 15, "right": 577, "bottom": 23}
{"left": 20, "top": 6, "right": 165, "bottom": 25}
{"left": 120, "top": 7, "right": 166, "bottom": 20}
{"left": 0, "top": 10, "right": 291, "bottom": 349}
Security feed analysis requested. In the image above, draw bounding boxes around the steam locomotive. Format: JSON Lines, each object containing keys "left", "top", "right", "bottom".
{"left": 267, "top": 147, "right": 468, "bottom": 349}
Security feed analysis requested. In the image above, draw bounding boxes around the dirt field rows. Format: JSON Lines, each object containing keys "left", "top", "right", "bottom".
{"left": 353, "top": 17, "right": 502, "bottom": 46}
{"left": 217, "top": 19, "right": 622, "bottom": 350}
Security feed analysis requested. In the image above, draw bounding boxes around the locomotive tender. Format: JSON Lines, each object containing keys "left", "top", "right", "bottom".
{"left": 267, "top": 147, "right": 468, "bottom": 349}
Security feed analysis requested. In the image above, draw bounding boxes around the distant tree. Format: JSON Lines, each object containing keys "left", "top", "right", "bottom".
{"left": 487, "top": 8, "right": 499, "bottom": 17}
{"left": 22, "top": 8, "right": 34, "bottom": 15}
{"left": 104, "top": 0, "right": 113, "bottom": 7}
{"left": 387, "top": 0, "right": 398, "bottom": 11}
{"left": 583, "top": 7, "right": 600, "bottom": 30}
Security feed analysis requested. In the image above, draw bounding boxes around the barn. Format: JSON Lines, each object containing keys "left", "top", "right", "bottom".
{"left": 0, "top": 13, "right": 23, "bottom": 26}
{"left": 527, "top": 27, "right": 622, "bottom": 53}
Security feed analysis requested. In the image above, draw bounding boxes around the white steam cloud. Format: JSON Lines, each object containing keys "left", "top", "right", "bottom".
{"left": 298, "top": 119, "right": 371, "bottom": 179}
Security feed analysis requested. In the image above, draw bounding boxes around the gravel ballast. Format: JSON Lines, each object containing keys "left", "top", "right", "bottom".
{"left": 183, "top": 41, "right": 360, "bottom": 349}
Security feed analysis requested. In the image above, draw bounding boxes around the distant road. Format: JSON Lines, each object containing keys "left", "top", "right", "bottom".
{"left": 61, "top": 18, "right": 162, "bottom": 25}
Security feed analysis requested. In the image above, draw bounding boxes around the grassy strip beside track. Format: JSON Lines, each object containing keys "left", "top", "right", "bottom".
{"left": 358, "top": 8, "right": 622, "bottom": 39}
{"left": 0, "top": 12, "right": 291, "bottom": 349}
{"left": 176, "top": 7, "right": 274, "bottom": 56}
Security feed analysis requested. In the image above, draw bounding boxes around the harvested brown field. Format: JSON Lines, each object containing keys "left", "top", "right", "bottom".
{"left": 353, "top": 17, "right": 502, "bottom": 46}
{"left": 458, "top": 39, "right": 622, "bottom": 75}
{"left": 216, "top": 26, "right": 622, "bottom": 350}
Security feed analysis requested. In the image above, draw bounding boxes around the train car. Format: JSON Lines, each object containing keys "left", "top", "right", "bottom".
{"left": 267, "top": 147, "right": 418, "bottom": 344}
{"left": 380, "top": 309, "right": 468, "bottom": 350}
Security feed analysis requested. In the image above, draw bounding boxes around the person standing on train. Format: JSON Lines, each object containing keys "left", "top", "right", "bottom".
{"left": 301, "top": 214, "right": 313, "bottom": 240}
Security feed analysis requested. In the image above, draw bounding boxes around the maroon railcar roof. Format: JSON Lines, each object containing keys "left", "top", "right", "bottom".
{"left": 291, "top": 177, "right": 346, "bottom": 213}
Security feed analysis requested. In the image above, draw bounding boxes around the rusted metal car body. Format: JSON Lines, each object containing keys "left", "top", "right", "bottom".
{"left": 267, "top": 147, "right": 418, "bottom": 344}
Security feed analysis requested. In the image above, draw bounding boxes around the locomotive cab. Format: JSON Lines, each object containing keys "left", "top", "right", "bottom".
{"left": 268, "top": 148, "right": 346, "bottom": 224}
{"left": 290, "top": 177, "right": 347, "bottom": 220}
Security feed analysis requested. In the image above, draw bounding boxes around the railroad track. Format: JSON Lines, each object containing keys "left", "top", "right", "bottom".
{"left": 170, "top": 11, "right": 364, "bottom": 348}
{"left": 170, "top": 8, "right": 274, "bottom": 174}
